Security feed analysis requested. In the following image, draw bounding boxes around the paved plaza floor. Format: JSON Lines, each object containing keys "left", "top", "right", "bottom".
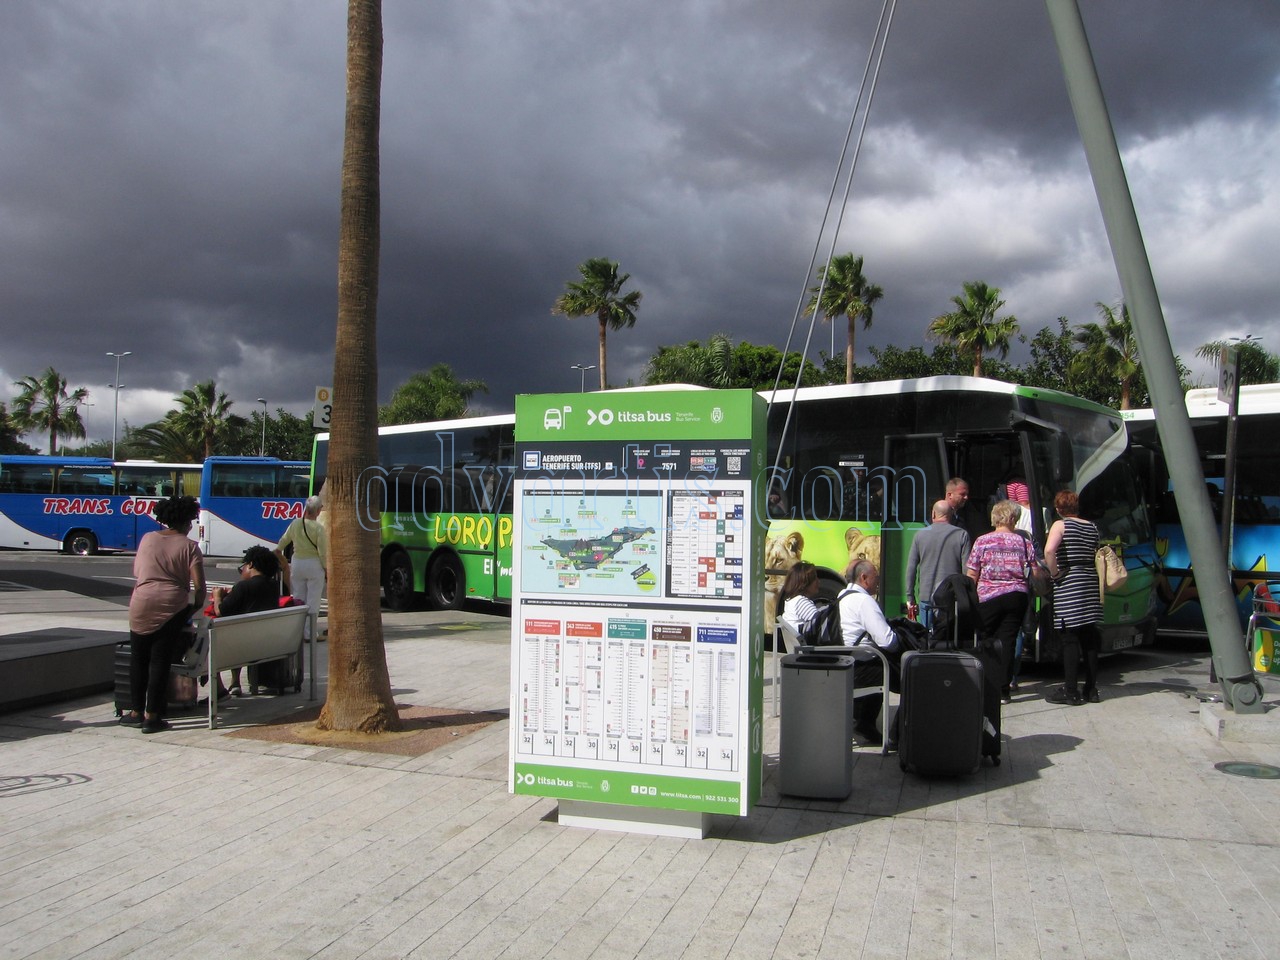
{"left": 4, "top": 590, "right": 1280, "bottom": 959}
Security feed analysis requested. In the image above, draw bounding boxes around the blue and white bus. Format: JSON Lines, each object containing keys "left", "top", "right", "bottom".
{"left": 0, "top": 455, "right": 309, "bottom": 557}
{"left": 0, "top": 456, "right": 200, "bottom": 554}
{"left": 1124, "top": 383, "right": 1280, "bottom": 635}
{"left": 196, "top": 457, "right": 310, "bottom": 557}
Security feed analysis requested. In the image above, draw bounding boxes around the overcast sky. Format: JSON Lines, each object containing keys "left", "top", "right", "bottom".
{"left": 2, "top": 0, "right": 1277, "bottom": 450}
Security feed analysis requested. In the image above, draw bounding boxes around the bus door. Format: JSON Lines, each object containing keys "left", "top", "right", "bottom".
{"left": 1010, "top": 415, "right": 1075, "bottom": 661}
{"left": 881, "top": 433, "right": 948, "bottom": 618}
{"left": 946, "top": 430, "right": 1030, "bottom": 538}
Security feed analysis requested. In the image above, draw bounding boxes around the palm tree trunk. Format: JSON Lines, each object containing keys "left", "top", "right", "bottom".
{"left": 318, "top": 0, "right": 399, "bottom": 734}
{"left": 845, "top": 314, "right": 856, "bottom": 384}
{"left": 597, "top": 314, "right": 608, "bottom": 390}
{"left": 973, "top": 347, "right": 983, "bottom": 378}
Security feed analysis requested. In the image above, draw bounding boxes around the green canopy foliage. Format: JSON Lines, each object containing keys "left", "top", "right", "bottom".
{"left": 379, "top": 364, "right": 488, "bottom": 425}
{"left": 0, "top": 402, "right": 39, "bottom": 454}
{"left": 643, "top": 335, "right": 821, "bottom": 390}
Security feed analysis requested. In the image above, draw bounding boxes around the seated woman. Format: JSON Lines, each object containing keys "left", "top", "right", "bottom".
{"left": 210, "top": 545, "right": 281, "bottom": 696}
{"left": 778, "top": 561, "right": 821, "bottom": 633}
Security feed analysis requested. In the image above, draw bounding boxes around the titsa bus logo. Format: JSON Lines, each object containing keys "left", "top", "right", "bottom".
{"left": 586, "top": 408, "right": 614, "bottom": 426}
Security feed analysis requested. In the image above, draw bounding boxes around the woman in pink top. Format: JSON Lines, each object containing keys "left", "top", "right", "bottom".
{"left": 124, "top": 496, "right": 206, "bottom": 733}
{"left": 966, "top": 499, "right": 1034, "bottom": 703}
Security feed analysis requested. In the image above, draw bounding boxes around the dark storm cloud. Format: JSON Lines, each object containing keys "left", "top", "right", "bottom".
{"left": 1, "top": 0, "right": 1277, "bottom": 448}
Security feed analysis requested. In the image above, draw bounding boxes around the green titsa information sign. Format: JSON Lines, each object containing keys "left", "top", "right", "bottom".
{"left": 509, "top": 389, "right": 766, "bottom": 830}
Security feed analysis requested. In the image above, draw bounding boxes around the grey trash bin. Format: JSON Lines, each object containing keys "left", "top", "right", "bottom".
{"left": 779, "top": 652, "right": 855, "bottom": 799}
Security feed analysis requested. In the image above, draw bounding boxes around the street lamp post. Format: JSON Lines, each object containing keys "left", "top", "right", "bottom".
{"left": 257, "top": 398, "right": 268, "bottom": 456}
{"left": 571, "top": 363, "right": 596, "bottom": 393}
{"left": 106, "top": 351, "right": 131, "bottom": 460}
{"left": 1220, "top": 334, "right": 1261, "bottom": 570}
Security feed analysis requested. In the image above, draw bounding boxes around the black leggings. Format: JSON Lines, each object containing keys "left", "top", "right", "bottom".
{"left": 979, "top": 590, "right": 1028, "bottom": 690}
{"left": 1057, "top": 622, "right": 1101, "bottom": 695}
{"left": 130, "top": 607, "right": 189, "bottom": 717}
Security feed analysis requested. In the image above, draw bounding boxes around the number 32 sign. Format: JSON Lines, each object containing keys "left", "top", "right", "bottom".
{"left": 314, "top": 386, "right": 333, "bottom": 429}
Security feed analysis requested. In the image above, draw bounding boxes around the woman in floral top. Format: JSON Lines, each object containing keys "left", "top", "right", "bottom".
{"left": 966, "top": 499, "right": 1034, "bottom": 702}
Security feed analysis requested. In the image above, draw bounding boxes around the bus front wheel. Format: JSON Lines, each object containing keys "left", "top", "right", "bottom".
{"left": 383, "top": 551, "right": 417, "bottom": 611}
{"left": 64, "top": 531, "right": 98, "bottom": 557}
{"left": 427, "top": 554, "right": 465, "bottom": 610}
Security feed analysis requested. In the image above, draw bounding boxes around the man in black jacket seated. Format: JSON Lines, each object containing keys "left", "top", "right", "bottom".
{"left": 210, "top": 545, "right": 282, "bottom": 696}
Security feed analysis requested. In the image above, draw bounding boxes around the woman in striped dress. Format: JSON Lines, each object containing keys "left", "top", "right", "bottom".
{"left": 1043, "top": 489, "right": 1103, "bottom": 705}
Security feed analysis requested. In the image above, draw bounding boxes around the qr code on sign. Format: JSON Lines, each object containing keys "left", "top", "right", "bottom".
{"left": 727, "top": 456, "right": 741, "bottom": 473}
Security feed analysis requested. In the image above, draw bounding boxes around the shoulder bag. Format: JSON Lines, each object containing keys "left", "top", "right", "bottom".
{"left": 1096, "top": 543, "right": 1127, "bottom": 594}
{"left": 1023, "top": 540, "right": 1053, "bottom": 598}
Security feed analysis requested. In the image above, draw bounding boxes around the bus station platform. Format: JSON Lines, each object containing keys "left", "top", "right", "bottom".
{"left": 4, "top": 588, "right": 1280, "bottom": 958}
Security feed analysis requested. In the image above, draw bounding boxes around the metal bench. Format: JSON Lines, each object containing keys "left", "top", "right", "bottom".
{"left": 172, "top": 605, "right": 310, "bottom": 729}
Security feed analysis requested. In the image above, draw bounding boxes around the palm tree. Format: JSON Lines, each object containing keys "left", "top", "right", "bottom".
{"left": 806, "top": 253, "right": 884, "bottom": 383}
{"left": 129, "top": 419, "right": 205, "bottom": 463}
{"left": 1073, "top": 302, "right": 1141, "bottom": 409}
{"left": 552, "top": 257, "right": 643, "bottom": 390}
{"left": 1195, "top": 338, "right": 1280, "bottom": 387}
{"left": 11, "top": 367, "right": 89, "bottom": 454}
{"left": 319, "top": 0, "right": 400, "bottom": 734}
{"left": 169, "top": 381, "right": 246, "bottom": 459}
{"left": 927, "top": 281, "right": 1019, "bottom": 378}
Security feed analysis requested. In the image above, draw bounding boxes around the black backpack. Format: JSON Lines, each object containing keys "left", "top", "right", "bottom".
{"left": 928, "top": 573, "right": 982, "bottom": 649}
{"left": 800, "top": 588, "right": 853, "bottom": 647}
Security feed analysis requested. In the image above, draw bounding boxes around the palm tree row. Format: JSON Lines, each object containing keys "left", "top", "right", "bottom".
{"left": 528, "top": 247, "right": 1180, "bottom": 405}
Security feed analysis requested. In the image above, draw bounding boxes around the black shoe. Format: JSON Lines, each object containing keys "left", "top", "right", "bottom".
{"left": 1045, "top": 687, "right": 1083, "bottom": 706}
{"left": 141, "top": 719, "right": 172, "bottom": 734}
{"left": 119, "top": 713, "right": 142, "bottom": 727}
{"left": 1001, "top": 686, "right": 1012, "bottom": 704}
{"left": 1083, "top": 688, "right": 1101, "bottom": 703}
{"left": 884, "top": 739, "right": 898, "bottom": 753}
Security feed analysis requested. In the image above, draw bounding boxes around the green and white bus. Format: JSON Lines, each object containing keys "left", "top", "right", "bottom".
{"left": 312, "top": 414, "right": 516, "bottom": 610}
{"left": 314, "top": 377, "right": 1158, "bottom": 661}
{"left": 763, "top": 377, "right": 1158, "bottom": 661}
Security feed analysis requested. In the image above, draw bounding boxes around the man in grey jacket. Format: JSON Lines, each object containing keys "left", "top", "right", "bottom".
{"left": 905, "top": 500, "right": 971, "bottom": 628}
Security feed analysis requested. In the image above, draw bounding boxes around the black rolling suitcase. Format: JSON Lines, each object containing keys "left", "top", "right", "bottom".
{"left": 897, "top": 649, "right": 987, "bottom": 775}
{"left": 246, "top": 640, "right": 304, "bottom": 694}
{"left": 897, "top": 575, "right": 1002, "bottom": 774}
{"left": 246, "top": 594, "right": 305, "bottom": 695}
{"left": 113, "top": 639, "right": 199, "bottom": 716}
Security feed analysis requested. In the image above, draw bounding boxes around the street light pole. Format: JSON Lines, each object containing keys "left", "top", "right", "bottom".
{"left": 1220, "top": 334, "right": 1260, "bottom": 571}
{"left": 571, "top": 363, "right": 596, "bottom": 393}
{"left": 257, "top": 398, "right": 268, "bottom": 456}
{"left": 106, "top": 351, "right": 131, "bottom": 461}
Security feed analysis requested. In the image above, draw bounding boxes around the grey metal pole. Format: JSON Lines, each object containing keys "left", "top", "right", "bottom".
{"left": 1220, "top": 348, "right": 1240, "bottom": 570}
{"left": 1044, "top": 0, "right": 1261, "bottom": 711}
{"left": 106, "top": 351, "right": 131, "bottom": 461}
{"left": 257, "top": 398, "right": 268, "bottom": 456}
